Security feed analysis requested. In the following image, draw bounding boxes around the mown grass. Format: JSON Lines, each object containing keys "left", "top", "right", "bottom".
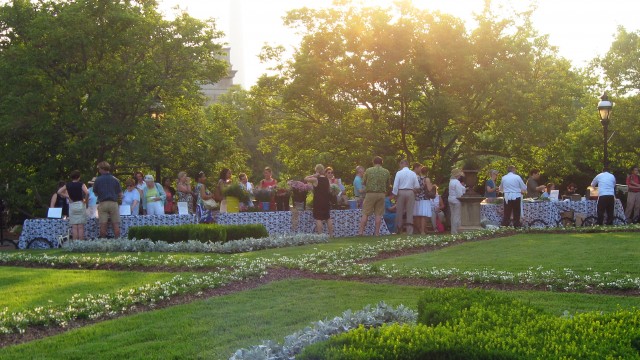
{"left": 0, "top": 232, "right": 639, "bottom": 359}
{"left": 374, "top": 232, "right": 640, "bottom": 274}
{"left": 0, "top": 279, "right": 638, "bottom": 360}
{"left": 0, "top": 267, "right": 179, "bottom": 312}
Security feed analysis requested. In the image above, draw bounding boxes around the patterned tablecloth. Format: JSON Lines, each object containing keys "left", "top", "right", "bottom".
{"left": 215, "top": 209, "right": 389, "bottom": 237}
{"left": 481, "top": 199, "right": 626, "bottom": 227}
{"left": 19, "top": 215, "right": 197, "bottom": 249}
{"left": 19, "top": 209, "right": 388, "bottom": 248}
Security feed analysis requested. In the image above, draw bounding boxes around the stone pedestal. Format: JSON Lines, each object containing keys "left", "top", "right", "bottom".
{"left": 458, "top": 196, "right": 484, "bottom": 231}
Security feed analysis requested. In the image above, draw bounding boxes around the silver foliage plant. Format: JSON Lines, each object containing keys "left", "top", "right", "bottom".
{"left": 229, "top": 302, "right": 417, "bottom": 360}
{"left": 62, "top": 234, "right": 329, "bottom": 254}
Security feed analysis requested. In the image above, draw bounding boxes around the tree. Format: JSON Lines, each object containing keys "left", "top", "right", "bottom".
{"left": 0, "top": 0, "right": 231, "bottom": 218}
{"left": 252, "top": 1, "right": 584, "bottom": 184}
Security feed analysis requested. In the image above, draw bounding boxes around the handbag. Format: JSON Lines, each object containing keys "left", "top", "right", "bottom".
{"left": 202, "top": 198, "right": 218, "bottom": 210}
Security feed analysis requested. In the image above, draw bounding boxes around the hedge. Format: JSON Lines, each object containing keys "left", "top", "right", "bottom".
{"left": 299, "top": 288, "right": 640, "bottom": 359}
{"left": 127, "top": 223, "right": 268, "bottom": 243}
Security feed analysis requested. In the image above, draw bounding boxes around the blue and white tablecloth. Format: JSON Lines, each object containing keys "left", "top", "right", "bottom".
{"left": 480, "top": 199, "right": 626, "bottom": 227}
{"left": 19, "top": 209, "right": 388, "bottom": 249}
{"left": 215, "top": 209, "right": 389, "bottom": 237}
{"left": 19, "top": 214, "right": 197, "bottom": 249}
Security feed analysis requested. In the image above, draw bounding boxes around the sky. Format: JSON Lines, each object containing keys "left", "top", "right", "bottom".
{"left": 157, "top": 0, "right": 640, "bottom": 88}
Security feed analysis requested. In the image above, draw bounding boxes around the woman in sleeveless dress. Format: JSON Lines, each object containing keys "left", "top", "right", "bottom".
{"left": 176, "top": 171, "right": 194, "bottom": 214}
{"left": 57, "top": 170, "right": 89, "bottom": 240}
{"left": 305, "top": 164, "right": 334, "bottom": 237}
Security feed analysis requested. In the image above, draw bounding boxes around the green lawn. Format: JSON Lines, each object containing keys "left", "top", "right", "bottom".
{"left": 0, "top": 279, "right": 638, "bottom": 360}
{"left": 0, "top": 231, "right": 639, "bottom": 359}
{"left": 374, "top": 232, "right": 640, "bottom": 274}
{"left": 0, "top": 267, "right": 179, "bottom": 312}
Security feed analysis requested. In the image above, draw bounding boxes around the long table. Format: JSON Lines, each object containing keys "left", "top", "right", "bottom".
{"left": 19, "top": 209, "right": 388, "bottom": 249}
{"left": 19, "top": 214, "right": 198, "bottom": 249}
{"left": 215, "top": 209, "right": 389, "bottom": 237}
{"left": 480, "top": 199, "right": 626, "bottom": 227}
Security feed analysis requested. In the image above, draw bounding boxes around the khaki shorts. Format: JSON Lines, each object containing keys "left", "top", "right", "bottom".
{"left": 98, "top": 201, "right": 120, "bottom": 224}
{"left": 362, "top": 192, "right": 385, "bottom": 216}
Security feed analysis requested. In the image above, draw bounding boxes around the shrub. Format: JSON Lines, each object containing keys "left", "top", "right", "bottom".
{"left": 127, "top": 223, "right": 268, "bottom": 243}
{"left": 299, "top": 289, "right": 640, "bottom": 359}
{"left": 224, "top": 224, "right": 269, "bottom": 241}
{"left": 416, "top": 287, "right": 532, "bottom": 326}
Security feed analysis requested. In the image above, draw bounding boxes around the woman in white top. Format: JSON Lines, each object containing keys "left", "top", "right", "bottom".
{"left": 122, "top": 178, "right": 141, "bottom": 215}
{"left": 238, "top": 172, "right": 254, "bottom": 207}
{"left": 447, "top": 169, "right": 467, "bottom": 234}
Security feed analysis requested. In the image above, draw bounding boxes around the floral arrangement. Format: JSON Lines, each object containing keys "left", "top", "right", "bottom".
{"left": 288, "top": 180, "right": 313, "bottom": 193}
{"left": 330, "top": 183, "right": 341, "bottom": 196}
{"left": 223, "top": 182, "right": 250, "bottom": 202}
{"left": 275, "top": 182, "right": 291, "bottom": 197}
{"left": 253, "top": 188, "right": 273, "bottom": 202}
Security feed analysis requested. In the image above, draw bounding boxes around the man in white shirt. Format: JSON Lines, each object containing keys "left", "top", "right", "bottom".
{"left": 392, "top": 159, "right": 419, "bottom": 234}
{"left": 591, "top": 167, "right": 617, "bottom": 225}
{"left": 498, "top": 165, "right": 527, "bottom": 227}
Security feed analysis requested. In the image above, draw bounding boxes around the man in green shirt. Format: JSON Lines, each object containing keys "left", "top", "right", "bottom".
{"left": 358, "top": 156, "right": 391, "bottom": 236}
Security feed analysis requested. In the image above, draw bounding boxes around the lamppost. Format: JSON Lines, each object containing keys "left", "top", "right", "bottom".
{"left": 148, "top": 96, "right": 166, "bottom": 181}
{"left": 597, "top": 92, "right": 613, "bottom": 170}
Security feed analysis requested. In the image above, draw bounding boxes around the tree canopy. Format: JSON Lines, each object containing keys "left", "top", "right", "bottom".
{"left": 249, "top": 1, "right": 586, "bottom": 185}
{"left": 0, "top": 0, "right": 238, "bottom": 218}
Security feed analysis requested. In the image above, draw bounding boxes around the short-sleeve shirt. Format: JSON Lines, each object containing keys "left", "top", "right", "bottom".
{"left": 94, "top": 173, "right": 122, "bottom": 202}
{"left": 363, "top": 165, "right": 390, "bottom": 193}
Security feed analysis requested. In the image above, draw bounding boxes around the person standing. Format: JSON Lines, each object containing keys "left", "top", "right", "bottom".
{"left": 447, "top": 169, "right": 466, "bottom": 234}
{"left": 392, "top": 159, "right": 420, "bottom": 235}
{"left": 526, "top": 169, "right": 546, "bottom": 198}
{"left": 353, "top": 166, "right": 365, "bottom": 208}
{"left": 134, "top": 171, "right": 146, "bottom": 215}
{"left": 238, "top": 172, "right": 255, "bottom": 207}
{"left": 122, "top": 178, "right": 141, "bottom": 215}
{"left": 259, "top": 166, "right": 277, "bottom": 210}
{"left": 93, "top": 161, "right": 122, "bottom": 238}
{"left": 625, "top": 165, "right": 640, "bottom": 223}
{"left": 305, "top": 164, "right": 334, "bottom": 237}
{"left": 498, "top": 165, "right": 527, "bottom": 227}
{"left": 176, "top": 171, "right": 194, "bottom": 214}
{"left": 484, "top": 169, "right": 499, "bottom": 198}
{"left": 163, "top": 178, "right": 176, "bottom": 214}
{"left": 57, "top": 170, "right": 89, "bottom": 240}
{"left": 86, "top": 177, "right": 98, "bottom": 219}
{"left": 412, "top": 163, "right": 432, "bottom": 234}
{"left": 194, "top": 171, "right": 215, "bottom": 223}
{"left": 50, "top": 181, "right": 69, "bottom": 218}
{"left": 358, "top": 156, "right": 391, "bottom": 236}
{"left": 591, "top": 167, "right": 617, "bottom": 225}
{"left": 142, "top": 175, "right": 166, "bottom": 215}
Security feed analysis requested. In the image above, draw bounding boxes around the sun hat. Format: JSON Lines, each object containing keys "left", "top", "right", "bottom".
{"left": 144, "top": 174, "right": 154, "bottom": 182}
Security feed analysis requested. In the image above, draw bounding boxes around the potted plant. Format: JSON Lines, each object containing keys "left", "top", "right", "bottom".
{"left": 274, "top": 182, "right": 291, "bottom": 211}
{"left": 253, "top": 188, "right": 273, "bottom": 211}
{"left": 223, "top": 183, "right": 250, "bottom": 213}
{"left": 287, "top": 180, "right": 312, "bottom": 205}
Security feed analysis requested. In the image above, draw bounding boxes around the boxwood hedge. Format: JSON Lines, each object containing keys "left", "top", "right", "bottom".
{"left": 127, "top": 223, "right": 268, "bottom": 243}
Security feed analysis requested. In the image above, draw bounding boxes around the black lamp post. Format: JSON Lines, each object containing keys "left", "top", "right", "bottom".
{"left": 149, "top": 96, "right": 166, "bottom": 181}
{"left": 597, "top": 92, "right": 613, "bottom": 170}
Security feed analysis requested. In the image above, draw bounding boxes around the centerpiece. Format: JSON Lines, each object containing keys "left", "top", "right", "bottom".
{"left": 253, "top": 188, "right": 273, "bottom": 211}
{"left": 222, "top": 183, "right": 250, "bottom": 213}
{"left": 275, "top": 183, "right": 291, "bottom": 211}
{"left": 288, "top": 180, "right": 313, "bottom": 205}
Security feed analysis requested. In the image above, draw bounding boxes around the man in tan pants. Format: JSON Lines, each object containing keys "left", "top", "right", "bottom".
{"left": 392, "top": 159, "right": 419, "bottom": 234}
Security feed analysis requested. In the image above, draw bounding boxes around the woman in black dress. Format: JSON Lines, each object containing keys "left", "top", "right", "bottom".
{"left": 304, "top": 164, "right": 334, "bottom": 237}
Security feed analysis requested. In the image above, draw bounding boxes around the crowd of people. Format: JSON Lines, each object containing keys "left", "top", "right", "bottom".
{"left": 48, "top": 159, "right": 640, "bottom": 240}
